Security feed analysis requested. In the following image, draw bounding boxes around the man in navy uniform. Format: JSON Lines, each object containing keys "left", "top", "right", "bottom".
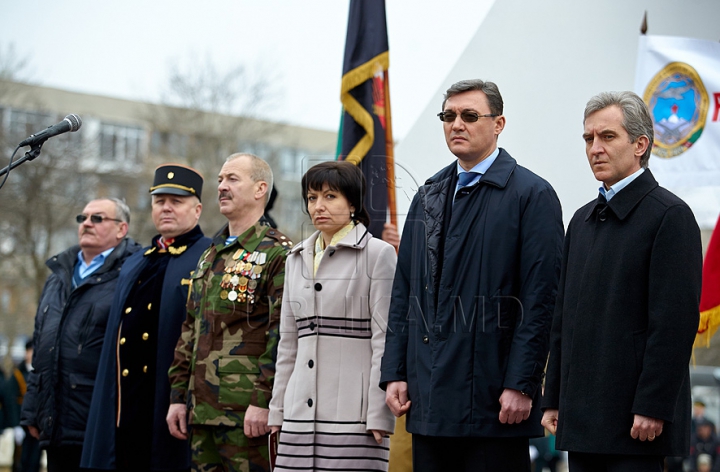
{"left": 82, "top": 164, "right": 211, "bottom": 471}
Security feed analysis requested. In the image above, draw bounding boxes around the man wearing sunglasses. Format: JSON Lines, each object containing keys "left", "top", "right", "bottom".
{"left": 381, "top": 79, "right": 564, "bottom": 472}
{"left": 20, "top": 198, "right": 141, "bottom": 472}
{"left": 82, "top": 164, "right": 211, "bottom": 472}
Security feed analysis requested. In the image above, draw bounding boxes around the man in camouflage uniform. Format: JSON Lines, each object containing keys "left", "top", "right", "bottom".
{"left": 167, "top": 153, "right": 291, "bottom": 472}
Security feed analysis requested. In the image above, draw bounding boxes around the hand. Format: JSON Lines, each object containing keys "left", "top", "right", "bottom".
{"left": 371, "top": 429, "right": 389, "bottom": 444}
{"left": 385, "top": 381, "right": 411, "bottom": 417}
{"left": 498, "top": 388, "right": 532, "bottom": 424}
{"left": 381, "top": 223, "right": 401, "bottom": 250}
{"left": 270, "top": 425, "right": 281, "bottom": 434}
{"left": 541, "top": 409, "right": 559, "bottom": 435}
{"left": 167, "top": 403, "right": 188, "bottom": 440}
{"left": 13, "top": 426, "right": 25, "bottom": 446}
{"left": 244, "top": 405, "right": 270, "bottom": 438}
{"left": 27, "top": 426, "right": 40, "bottom": 440}
{"left": 630, "top": 414, "right": 663, "bottom": 441}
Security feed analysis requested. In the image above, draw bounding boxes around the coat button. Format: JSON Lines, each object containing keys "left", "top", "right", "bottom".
{"left": 307, "top": 399, "right": 313, "bottom": 407}
{"left": 422, "top": 335, "right": 429, "bottom": 344}
{"left": 314, "top": 283, "right": 322, "bottom": 291}
{"left": 142, "top": 333, "right": 149, "bottom": 341}
{"left": 125, "top": 307, "right": 132, "bottom": 314}
{"left": 309, "top": 322, "right": 317, "bottom": 330}
{"left": 119, "top": 337, "right": 126, "bottom": 345}
{"left": 143, "top": 366, "right": 148, "bottom": 373}
{"left": 122, "top": 369, "right": 129, "bottom": 377}
{"left": 308, "top": 360, "right": 314, "bottom": 368}
{"left": 147, "top": 303, "right": 152, "bottom": 310}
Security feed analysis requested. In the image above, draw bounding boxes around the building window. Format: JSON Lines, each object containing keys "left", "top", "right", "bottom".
{"left": 279, "top": 147, "right": 302, "bottom": 179}
{"left": 149, "top": 130, "right": 187, "bottom": 158}
{"left": 99, "top": 123, "right": 144, "bottom": 164}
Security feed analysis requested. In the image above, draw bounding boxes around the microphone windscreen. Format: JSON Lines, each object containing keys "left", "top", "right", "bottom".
{"left": 65, "top": 114, "right": 82, "bottom": 132}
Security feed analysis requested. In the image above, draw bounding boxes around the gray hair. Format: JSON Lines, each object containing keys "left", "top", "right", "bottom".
{"left": 584, "top": 91, "right": 654, "bottom": 168}
{"left": 107, "top": 197, "right": 131, "bottom": 224}
{"left": 442, "top": 79, "right": 504, "bottom": 115}
{"left": 226, "top": 153, "right": 274, "bottom": 205}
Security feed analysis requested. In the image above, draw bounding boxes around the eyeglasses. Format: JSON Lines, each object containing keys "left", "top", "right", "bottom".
{"left": 76, "top": 214, "right": 123, "bottom": 224}
{"left": 437, "top": 111, "right": 499, "bottom": 123}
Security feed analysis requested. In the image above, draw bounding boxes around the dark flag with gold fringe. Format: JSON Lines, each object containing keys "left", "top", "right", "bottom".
{"left": 337, "top": 0, "right": 396, "bottom": 237}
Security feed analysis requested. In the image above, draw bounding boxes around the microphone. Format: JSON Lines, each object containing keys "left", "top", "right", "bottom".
{"left": 19, "top": 114, "right": 82, "bottom": 147}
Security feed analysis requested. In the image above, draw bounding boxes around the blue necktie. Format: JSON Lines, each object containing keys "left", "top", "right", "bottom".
{"left": 454, "top": 171, "right": 481, "bottom": 205}
{"left": 458, "top": 171, "right": 480, "bottom": 188}
{"left": 458, "top": 172, "right": 480, "bottom": 188}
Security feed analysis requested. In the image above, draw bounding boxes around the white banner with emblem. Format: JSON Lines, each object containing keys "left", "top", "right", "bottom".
{"left": 634, "top": 35, "right": 720, "bottom": 229}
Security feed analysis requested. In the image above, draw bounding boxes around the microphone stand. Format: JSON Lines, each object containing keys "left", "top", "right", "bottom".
{"left": 0, "top": 143, "right": 44, "bottom": 190}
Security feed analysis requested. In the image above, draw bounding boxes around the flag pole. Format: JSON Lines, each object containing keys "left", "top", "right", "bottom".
{"left": 383, "top": 70, "right": 397, "bottom": 228}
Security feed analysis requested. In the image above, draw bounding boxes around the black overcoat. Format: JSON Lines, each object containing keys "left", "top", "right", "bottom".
{"left": 380, "top": 149, "right": 564, "bottom": 437}
{"left": 80, "top": 227, "right": 211, "bottom": 470}
{"left": 542, "top": 170, "right": 702, "bottom": 456}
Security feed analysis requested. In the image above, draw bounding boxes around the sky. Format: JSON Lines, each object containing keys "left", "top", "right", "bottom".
{"left": 0, "top": 0, "right": 494, "bottom": 141}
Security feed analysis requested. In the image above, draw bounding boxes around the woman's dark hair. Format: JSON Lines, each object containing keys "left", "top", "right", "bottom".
{"left": 301, "top": 161, "right": 370, "bottom": 227}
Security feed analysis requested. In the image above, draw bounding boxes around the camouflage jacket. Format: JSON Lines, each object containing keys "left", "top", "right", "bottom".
{"left": 169, "top": 221, "right": 290, "bottom": 426}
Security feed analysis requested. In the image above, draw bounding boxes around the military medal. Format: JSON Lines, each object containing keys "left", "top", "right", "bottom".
{"left": 228, "top": 291, "right": 238, "bottom": 301}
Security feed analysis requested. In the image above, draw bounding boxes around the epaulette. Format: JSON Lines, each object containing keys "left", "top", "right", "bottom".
{"left": 264, "top": 228, "right": 294, "bottom": 249}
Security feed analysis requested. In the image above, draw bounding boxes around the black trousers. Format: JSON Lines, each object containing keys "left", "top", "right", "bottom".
{"left": 412, "top": 434, "right": 530, "bottom": 472}
{"left": 46, "top": 445, "right": 83, "bottom": 472}
{"left": 568, "top": 452, "right": 664, "bottom": 472}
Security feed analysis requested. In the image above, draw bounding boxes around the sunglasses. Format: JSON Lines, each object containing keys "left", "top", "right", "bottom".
{"left": 76, "top": 214, "right": 123, "bottom": 224}
{"left": 437, "top": 111, "right": 499, "bottom": 123}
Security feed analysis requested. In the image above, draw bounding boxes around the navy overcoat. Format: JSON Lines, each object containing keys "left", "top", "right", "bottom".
{"left": 81, "top": 227, "right": 210, "bottom": 470}
{"left": 380, "top": 149, "right": 564, "bottom": 437}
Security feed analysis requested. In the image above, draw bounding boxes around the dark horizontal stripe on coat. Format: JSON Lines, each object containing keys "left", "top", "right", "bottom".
{"left": 282, "top": 419, "right": 367, "bottom": 425}
{"left": 297, "top": 331, "right": 372, "bottom": 340}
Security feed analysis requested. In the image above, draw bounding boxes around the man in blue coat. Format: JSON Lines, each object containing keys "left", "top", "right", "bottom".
{"left": 380, "top": 79, "right": 564, "bottom": 472}
{"left": 81, "top": 164, "right": 211, "bottom": 471}
{"left": 541, "top": 92, "right": 702, "bottom": 471}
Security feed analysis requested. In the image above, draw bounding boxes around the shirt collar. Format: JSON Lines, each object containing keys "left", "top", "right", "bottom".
{"left": 76, "top": 246, "right": 115, "bottom": 272}
{"left": 599, "top": 167, "right": 645, "bottom": 202}
{"left": 456, "top": 147, "right": 500, "bottom": 177}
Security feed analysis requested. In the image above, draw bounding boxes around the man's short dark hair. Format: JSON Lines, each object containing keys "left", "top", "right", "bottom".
{"left": 442, "top": 79, "right": 504, "bottom": 116}
{"left": 584, "top": 91, "right": 654, "bottom": 168}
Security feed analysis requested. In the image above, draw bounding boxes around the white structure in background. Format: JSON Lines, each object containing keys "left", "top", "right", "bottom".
{"left": 393, "top": 0, "right": 720, "bottom": 229}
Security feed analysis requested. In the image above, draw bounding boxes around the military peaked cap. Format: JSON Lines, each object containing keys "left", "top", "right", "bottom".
{"left": 149, "top": 164, "right": 204, "bottom": 201}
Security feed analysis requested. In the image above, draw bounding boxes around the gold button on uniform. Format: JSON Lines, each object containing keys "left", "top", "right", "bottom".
{"left": 125, "top": 307, "right": 132, "bottom": 314}
{"left": 119, "top": 337, "right": 126, "bottom": 345}
{"left": 143, "top": 366, "right": 148, "bottom": 373}
{"left": 122, "top": 369, "right": 129, "bottom": 377}
{"left": 147, "top": 303, "right": 152, "bottom": 310}
{"left": 142, "top": 333, "right": 149, "bottom": 340}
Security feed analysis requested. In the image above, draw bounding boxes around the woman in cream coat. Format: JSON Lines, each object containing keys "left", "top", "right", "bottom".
{"left": 269, "top": 161, "right": 396, "bottom": 471}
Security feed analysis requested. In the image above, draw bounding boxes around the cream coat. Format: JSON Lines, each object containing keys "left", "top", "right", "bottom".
{"left": 269, "top": 224, "right": 396, "bottom": 436}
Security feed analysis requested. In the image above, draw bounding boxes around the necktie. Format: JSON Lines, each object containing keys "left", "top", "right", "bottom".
{"left": 458, "top": 171, "right": 480, "bottom": 188}
{"left": 596, "top": 193, "right": 608, "bottom": 221}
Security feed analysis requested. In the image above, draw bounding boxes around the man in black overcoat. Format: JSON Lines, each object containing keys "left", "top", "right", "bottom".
{"left": 541, "top": 91, "right": 702, "bottom": 472}
{"left": 81, "top": 164, "right": 211, "bottom": 471}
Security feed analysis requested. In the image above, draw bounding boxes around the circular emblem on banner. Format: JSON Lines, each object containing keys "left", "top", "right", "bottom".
{"left": 643, "top": 61, "right": 709, "bottom": 158}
